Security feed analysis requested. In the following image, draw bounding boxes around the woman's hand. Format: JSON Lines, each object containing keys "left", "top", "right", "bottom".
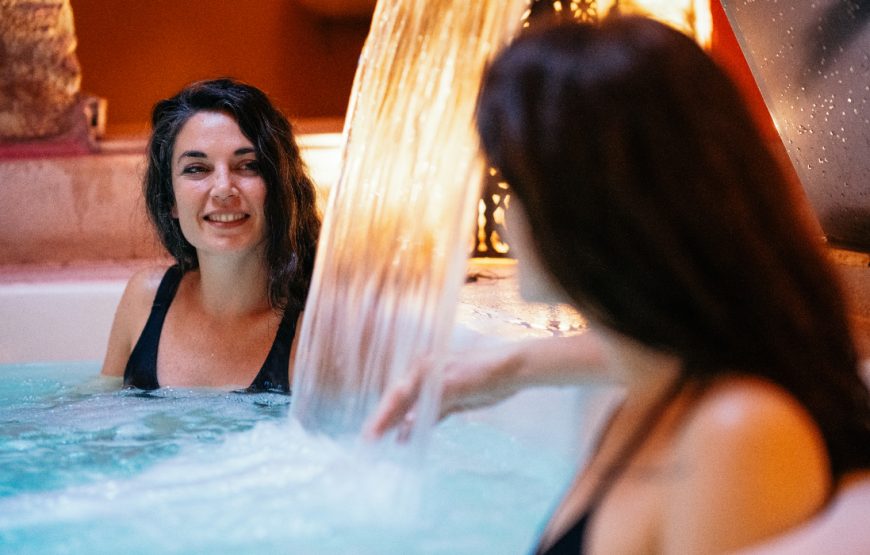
{"left": 363, "top": 341, "right": 525, "bottom": 440}
{"left": 363, "top": 332, "right": 607, "bottom": 439}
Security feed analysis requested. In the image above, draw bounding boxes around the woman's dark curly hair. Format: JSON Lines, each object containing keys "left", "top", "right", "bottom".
{"left": 145, "top": 78, "right": 320, "bottom": 312}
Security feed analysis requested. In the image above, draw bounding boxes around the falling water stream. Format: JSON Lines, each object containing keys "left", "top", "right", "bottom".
{"left": 291, "top": 0, "right": 530, "bottom": 440}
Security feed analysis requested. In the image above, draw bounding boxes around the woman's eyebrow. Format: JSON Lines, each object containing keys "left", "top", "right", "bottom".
{"left": 176, "top": 147, "right": 255, "bottom": 164}
{"left": 177, "top": 150, "right": 207, "bottom": 163}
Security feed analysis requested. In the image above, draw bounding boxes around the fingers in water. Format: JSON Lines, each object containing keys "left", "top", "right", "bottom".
{"left": 363, "top": 376, "right": 420, "bottom": 440}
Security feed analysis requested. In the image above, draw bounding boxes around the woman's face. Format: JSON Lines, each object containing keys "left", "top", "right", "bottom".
{"left": 170, "top": 110, "right": 268, "bottom": 260}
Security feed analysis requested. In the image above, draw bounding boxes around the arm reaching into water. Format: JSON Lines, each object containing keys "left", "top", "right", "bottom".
{"left": 363, "top": 331, "right": 608, "bottom": 439}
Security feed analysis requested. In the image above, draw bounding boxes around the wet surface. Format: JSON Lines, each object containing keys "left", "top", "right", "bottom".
{"left": 722, "top": 0, "right": 870, "bottom": 249}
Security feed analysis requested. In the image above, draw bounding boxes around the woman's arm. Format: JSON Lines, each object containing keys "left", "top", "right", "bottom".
{"left": 364, "top": 330, "right": 608, "bottom": 439}
{"left": 100, "top": 266, "right": 166, "bottom": 377}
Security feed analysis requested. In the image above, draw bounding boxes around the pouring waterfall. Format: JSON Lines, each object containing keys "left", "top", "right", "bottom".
{"left": 290, "top": 0, "right": 528, "bottom": 439}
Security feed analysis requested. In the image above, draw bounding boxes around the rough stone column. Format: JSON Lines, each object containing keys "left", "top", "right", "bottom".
{"left": 0, "top": 0, "right": 83, "bottom": 141}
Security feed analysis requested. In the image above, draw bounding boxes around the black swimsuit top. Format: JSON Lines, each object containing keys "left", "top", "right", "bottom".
{"left": 534, "top": 376, "right": 688, "bottom": 555}
{"left": 123, "top": 265, "right": 298, "bottom": 393}
{"left": 535, "top": 512, "right": 592, "bottom": 555}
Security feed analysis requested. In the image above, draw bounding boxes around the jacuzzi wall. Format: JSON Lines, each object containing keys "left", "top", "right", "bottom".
{"left": 0, "top": 269, "right": 127, "bottom": 364}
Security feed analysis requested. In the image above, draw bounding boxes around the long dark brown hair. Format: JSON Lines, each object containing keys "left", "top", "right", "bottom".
{"left": 145, "top": 78, "right": 321, "bottom": 312}
{"left": 476, "top": 17, "right": 870, "bottom": 478}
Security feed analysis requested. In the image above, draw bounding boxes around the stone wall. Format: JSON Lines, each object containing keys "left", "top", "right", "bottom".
{"left": 0, "top": 0, "right": 82, "bottom": 141}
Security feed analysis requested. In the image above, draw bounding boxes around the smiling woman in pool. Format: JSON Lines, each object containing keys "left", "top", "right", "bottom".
{"left": 101, "top": 79, "right": 320, "bottom": 392}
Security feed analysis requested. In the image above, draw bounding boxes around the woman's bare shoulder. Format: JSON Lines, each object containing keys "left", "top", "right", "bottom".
{"left": 661, "top": 375, "right": 831, "bottom": 553}
{"left": 686, "top": 376, "right": 823, "bottom": 436}
{"left": 681, "top": 375, "right": 830, "bottom": 482}
{"left": 100, "top": 265, "right": 172, "bottom": 377}
{"left": 685, "top": 376, "right": 829, "bottom": 462}
{"left": 124, "top": 265, "right": 170, "bottom": 304}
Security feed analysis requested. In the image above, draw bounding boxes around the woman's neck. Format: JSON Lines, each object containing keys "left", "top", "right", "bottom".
{"left": 190, "top": 251, "right": 272, "bottom": 317}
{"left": 603, "top": 330, "right": 684, "bottom": 406}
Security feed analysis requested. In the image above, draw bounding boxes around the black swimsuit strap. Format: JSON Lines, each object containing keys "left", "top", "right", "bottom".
{"left": 536, "top": 372, "right": 690, "bottom": 555}
{"left": 124, "top": 265, "right": 297, "bottom": 393}
{"left": 246, "top": 305, "right": 299, "bottom": 393}
{"left": 123, "top": 265, "right": 183, "bottom": 390}
{"left": 584, "top": 373, "right": 689, "bottom": 510}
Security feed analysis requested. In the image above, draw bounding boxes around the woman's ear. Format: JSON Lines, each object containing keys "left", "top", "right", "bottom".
{"left": 171, "top": 205, "right": 178, "bottom": 218}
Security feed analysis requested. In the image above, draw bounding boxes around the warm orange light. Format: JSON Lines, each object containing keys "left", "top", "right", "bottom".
{"left": 292, "top": 0, "right": 376, "bottom": 18}
{"left": 600, "top": 0, "right": 712, "bottom": 48}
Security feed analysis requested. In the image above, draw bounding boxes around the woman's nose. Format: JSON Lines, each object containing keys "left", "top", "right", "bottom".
{"left": 211, "top": 168, "right": 237, "bottom": 201}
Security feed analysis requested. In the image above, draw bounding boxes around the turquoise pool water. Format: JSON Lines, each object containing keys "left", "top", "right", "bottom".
{"left": 0, "top": 362, "right": 575, "bottom": 555}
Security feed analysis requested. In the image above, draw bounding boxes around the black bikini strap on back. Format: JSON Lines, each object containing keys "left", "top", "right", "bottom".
{"left": 583, "top": 373, "right": 689, "bottom": 512}
{"left": 534, "top": 375, "right": 691, "bottom": 555}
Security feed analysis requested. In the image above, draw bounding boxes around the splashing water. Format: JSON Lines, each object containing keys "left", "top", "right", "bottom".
{"left": 291, "top": 0, "right": 529, "bottom": 439}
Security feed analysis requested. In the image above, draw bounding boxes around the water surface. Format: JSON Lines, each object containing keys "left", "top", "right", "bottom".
{"left": 0, "top": 362, "right": 575, "bottom": 555}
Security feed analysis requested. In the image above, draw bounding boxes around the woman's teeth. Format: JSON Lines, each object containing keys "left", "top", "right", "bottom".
{"left": 207, "top": 213, "right": 246, "bottom": 223}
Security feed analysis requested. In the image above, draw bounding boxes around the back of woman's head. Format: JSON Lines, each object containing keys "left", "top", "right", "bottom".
{"left": 476, "top": 16, "right": 870, "bottom": 477}
{"left": 145, "top": 78, "right": 320, "bottom": 311}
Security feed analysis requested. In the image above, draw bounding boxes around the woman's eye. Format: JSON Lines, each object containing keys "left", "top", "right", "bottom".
{"left": 239, "top": 160, "right": 261, "bottom": 174}
{"left": 181, "top": 165, "right": 208, "bottom": 175}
